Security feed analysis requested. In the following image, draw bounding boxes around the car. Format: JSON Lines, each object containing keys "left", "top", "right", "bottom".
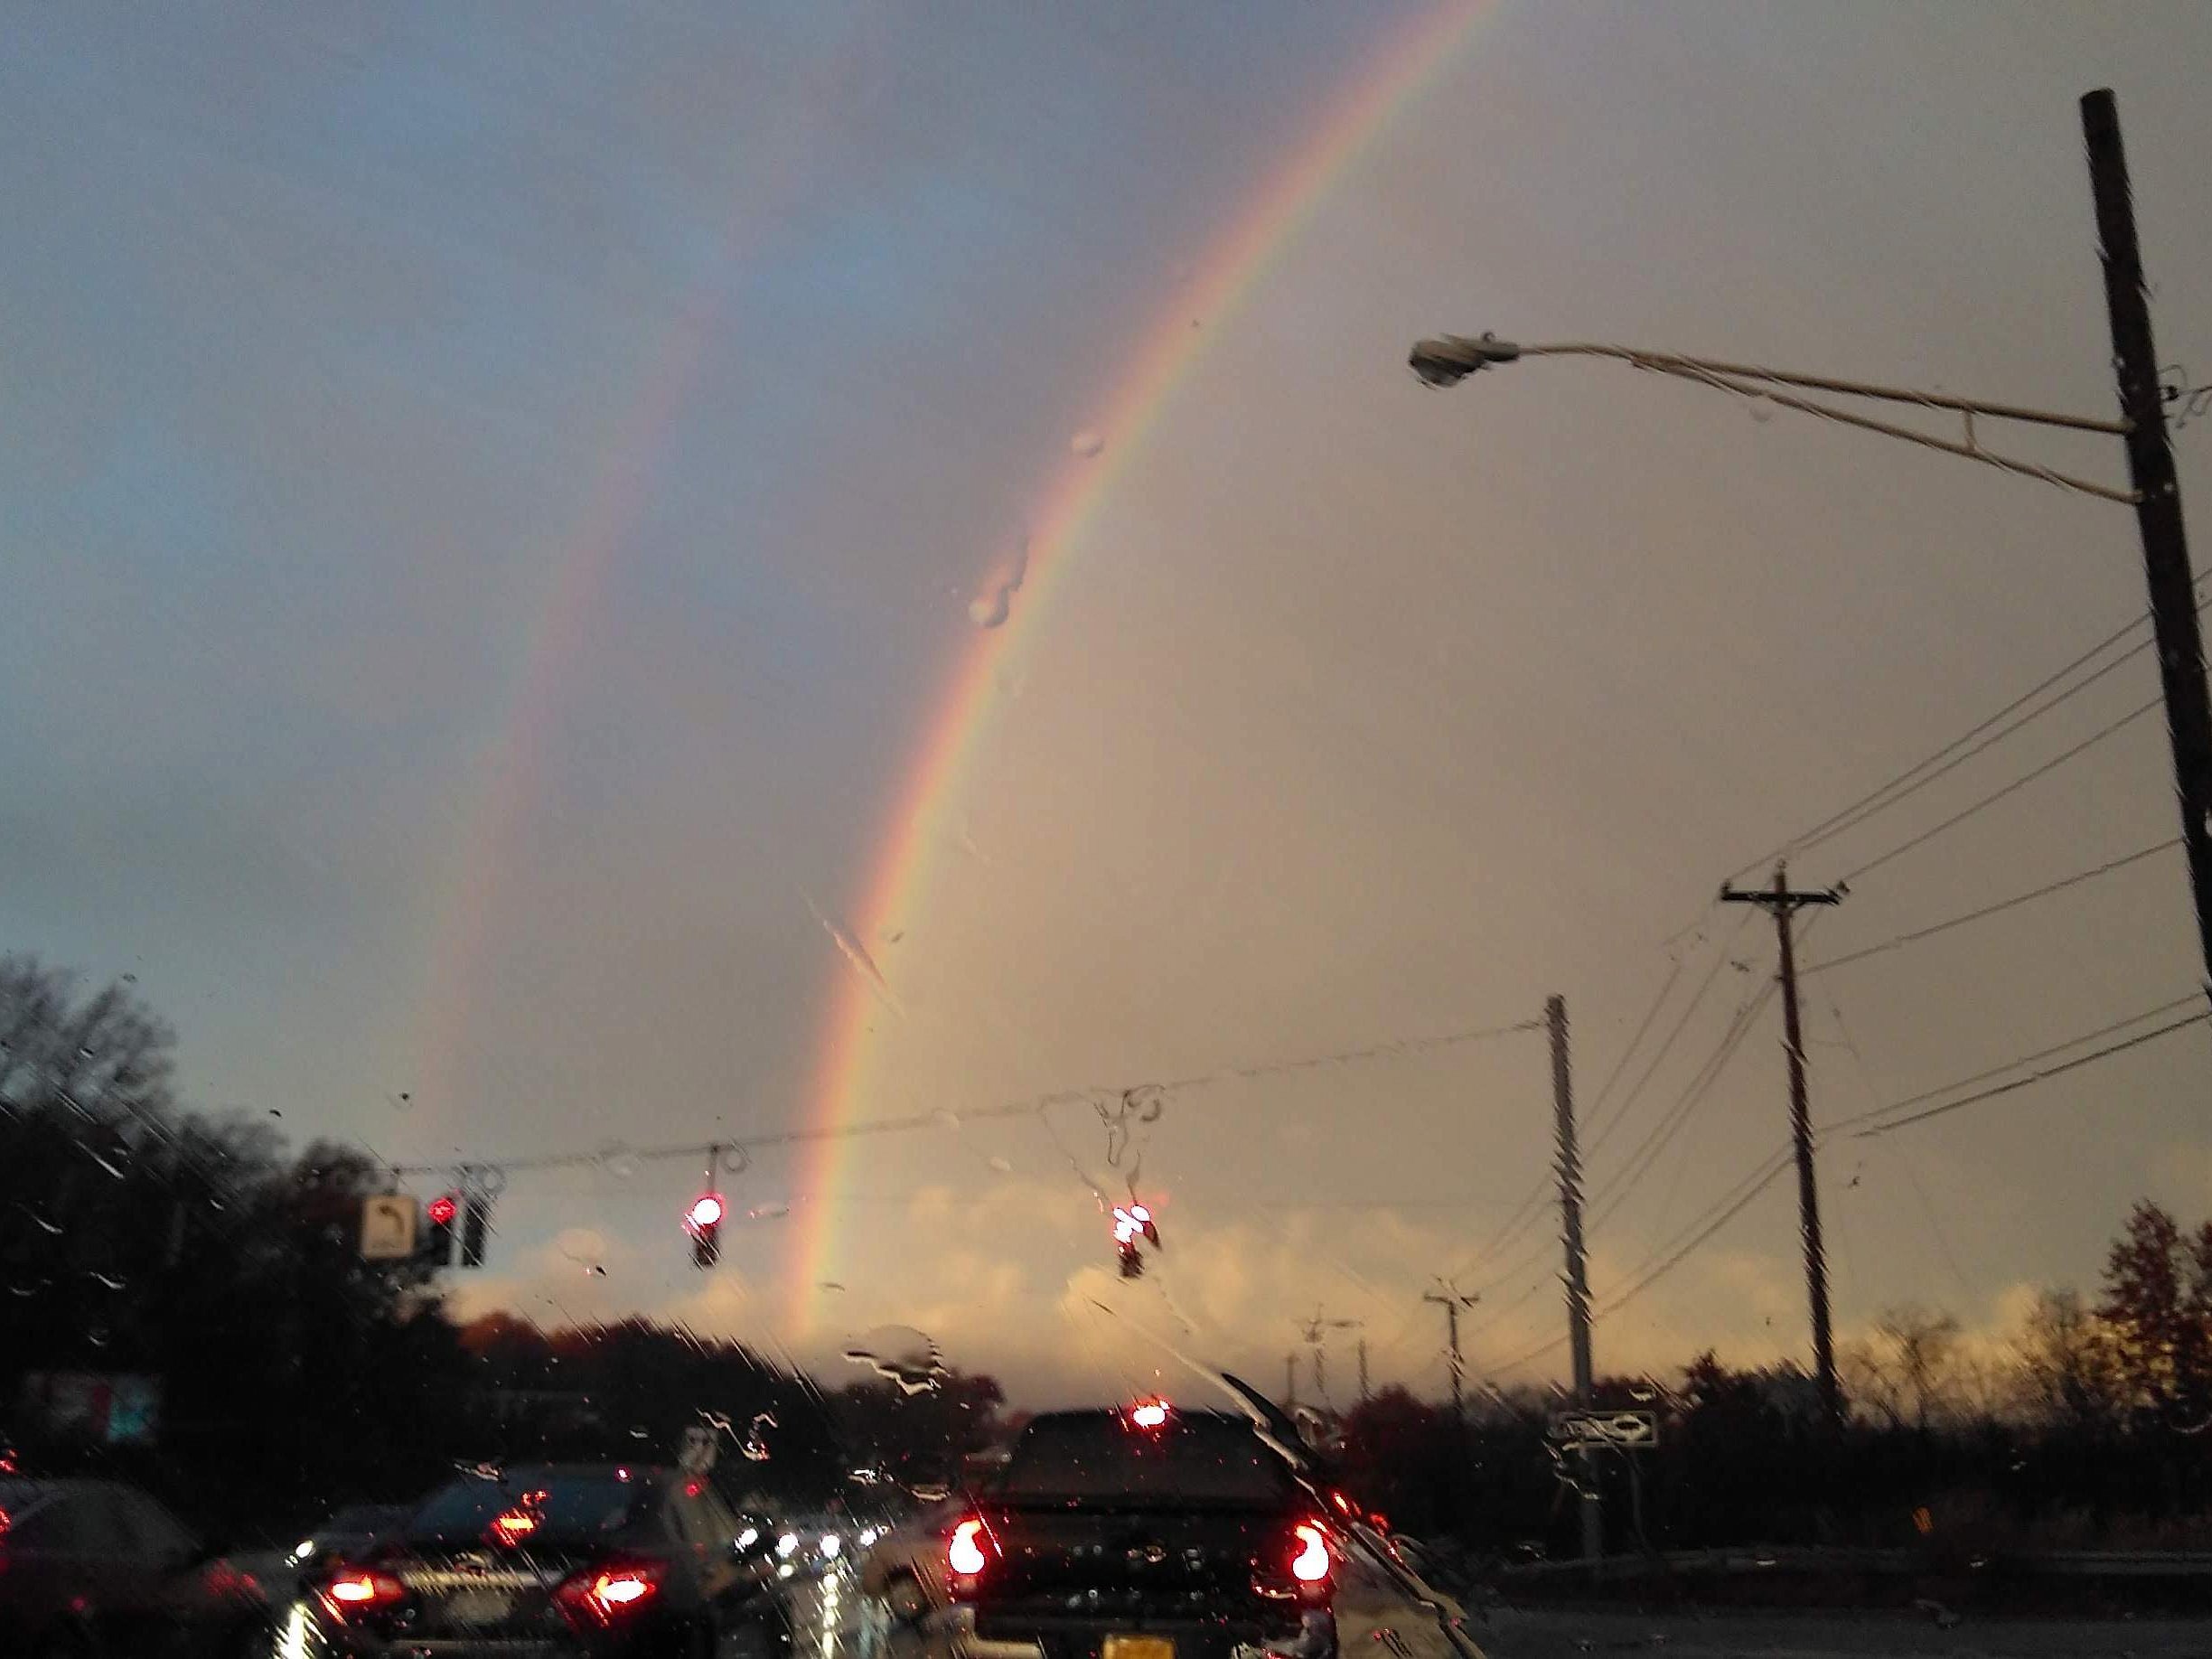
{"left": 0, "top": 1474, "right": 270, "bottom": 1658}
{"left": 896, "top": 1401, "right": 1339, "bottom": 1659}
{"left": 298, "top": 1463, "right": 786, "bottom": 1656}
{"left": 226, "top": 1501, "right": 413, "bottom": 1607}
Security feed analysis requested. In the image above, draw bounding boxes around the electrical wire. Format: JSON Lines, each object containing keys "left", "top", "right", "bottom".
{"left": 1803, "top": 838, "right": 2183, "bottom": 974}
{"left": 1726, "top": 581, "right": 2211, "bottom": 886}
{"left": 1820, "top": 992, "right": 2202, "bottom": 1136}
{"left": 1583, "top": 914, "right": 1756, "bottom": 1160}
{"left": 1847, "top": 1013, "right": 2209, "bottom": 1139}
{"left": 1841, "top": 696, "right": 2162, "bottom": 884}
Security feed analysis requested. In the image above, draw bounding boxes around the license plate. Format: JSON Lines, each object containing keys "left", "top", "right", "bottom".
{"left": 1103, "top": 1637, "right": 1175, "bottom": 1659}
{"left": 443, "top": 1588, "right": 515, "bottom": 1626}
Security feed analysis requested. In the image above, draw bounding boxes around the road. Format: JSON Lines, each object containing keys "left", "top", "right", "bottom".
{"left": 1471, "top": 1606, "right": 2212, "bottom": 1659}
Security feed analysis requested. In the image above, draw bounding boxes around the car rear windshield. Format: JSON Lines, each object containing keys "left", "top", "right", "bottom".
{"left": 405, "top": 1474, "right": 647, "bottom": 1544}
{"left": 1000, "top": 1414, "right": 1296, "bottom": 1505}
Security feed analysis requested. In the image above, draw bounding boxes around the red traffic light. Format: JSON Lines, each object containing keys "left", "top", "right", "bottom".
{"left": 426, "top": 1194, "right": 459, "bottom": 1227}
{"left": 686, "top": 1194, "right": 725, "bottom": 1233}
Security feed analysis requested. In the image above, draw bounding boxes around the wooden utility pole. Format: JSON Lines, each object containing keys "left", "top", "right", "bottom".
{"left": 1286, "top": 1352, "right": 1298, "bottom": 1412}
{"left": 1721, "top": 865, "right": 1844, "bottom": 1422}
{"left": 1548, "top": 994, "right": 1602, "bottom": 1559}
{"left": 1424, "top": 1283, "right": 1477, "bottom": 1420}
{"left": 2082, "top": 89, "right": 2212, "bottom": 1008}
{"left": 1357, "top": 1338, "right": 1370, "bottom": 1403}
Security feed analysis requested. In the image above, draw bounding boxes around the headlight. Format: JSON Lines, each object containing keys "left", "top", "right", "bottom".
{"left": 820, "top": 1532, "right": 842, "bottom": 1560}
{"left": 737, "top": 1527, "right": 760, "bottom": 1550}
{"left": 776, "top": 1532, "right": 800, "bottom": 1558}
{"left": 294, "top": 1538, "right": 315, "bottom": 1560}
{"left": 858, "top": 1526, "right": 880, "bottom": 1548}
{"left": 777, "top": 1561, "right": 796, "bottom": 1579}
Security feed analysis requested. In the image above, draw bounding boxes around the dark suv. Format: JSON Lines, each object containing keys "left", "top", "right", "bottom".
{"left": 939, "top": 1404, "right": 1336, "bottom": 1659}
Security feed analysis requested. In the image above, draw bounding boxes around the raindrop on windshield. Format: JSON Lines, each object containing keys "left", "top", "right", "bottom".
{"left": 932, "top": 1108, "right": 961, "bottom": 1132}
{"left": 1070, "top": 428, "right": 1104, "bottom": 458}
{"left": 89, "top": 1270, "right": 127, "bottom": 1290}
{"left": 597, "top": 1141, "right": 640, "bottom": 1180}
{"left": 841, "top": 1325, "right": 948, "bottom": 1395}
{"left": 986, "top": 1156, "right": 1014, "bottom": 1175}
{"left": 747, "top": 1202, "right": 791, "bottom": 1223}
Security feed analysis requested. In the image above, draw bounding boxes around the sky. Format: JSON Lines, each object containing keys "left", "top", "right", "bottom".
{"left": 6, "top": 0, "right": 2212, "bottom": 1410}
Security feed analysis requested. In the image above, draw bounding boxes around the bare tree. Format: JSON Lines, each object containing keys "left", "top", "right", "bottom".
{"left": 2014, "top": 1287, "right": 2120, "bottom": 1430}
{"left": 1844, "top": 1304, "right": 1963, "bottom": 1429}
{"left": 0, "top": 953, "right": 176, "bottom": 1125}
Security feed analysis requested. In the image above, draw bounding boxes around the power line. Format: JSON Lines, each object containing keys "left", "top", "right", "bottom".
{"left": 1841, "top": 696, "right": 2162, "bottom": 883}
{"left": 1804, "top": 838, "right": 2183, "bottom": 973}
{"left": 1847, "top": 1012, "right": 2208, "bottom": 1139}
{"left": 1821, "top": 992, "right": 2201, "bottom": 1136}
{"left": 1727, "top": 583, "right": 2210, "bottom": 885}
{"left": 1792, "top": 643, "right": 2153, "bottom": 860}
{"left": 1583, "top": 915, "right": 1756, "bottom": 1160}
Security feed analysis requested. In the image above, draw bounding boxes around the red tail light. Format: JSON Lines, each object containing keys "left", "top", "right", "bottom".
{"left": 1290, "top": 1522, "right": 1333, "bottom": 1594}
{"left": 946, "top": 1516, "right": 990, "bottom": 1596}
{"left": 316, "top": 1570, "right": 407, "bottom": 1620}
{"left": 554, "top": 1560, "right": 666, "bottom": 1626}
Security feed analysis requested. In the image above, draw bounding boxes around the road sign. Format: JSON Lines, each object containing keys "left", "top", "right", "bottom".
{"left": 1547, "top": 1410, "right": 1658, "bottom": 1448}
{"left": 361, "top": 1195, "right": 419, "bottom": 1261}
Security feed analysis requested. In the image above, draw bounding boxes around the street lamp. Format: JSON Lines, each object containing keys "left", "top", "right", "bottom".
{"left": 1410, "top": 90, "right": 2212, "bottom": 1020}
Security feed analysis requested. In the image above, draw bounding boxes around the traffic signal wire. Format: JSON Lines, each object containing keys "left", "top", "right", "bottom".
{"left": 371, "top": 1013, "right": 1542, "bottom": 1179}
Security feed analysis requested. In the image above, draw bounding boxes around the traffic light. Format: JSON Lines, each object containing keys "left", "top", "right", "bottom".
{"left": 686, "top": 1192, "right": 724, "bottom": 1269}
{"left": 461, "top": 1188, "right": 492, "bottom": 1268}
{"left": 1111, "top": 1202, "right": 1158, "bottom": 1279}
{"left": 420, "top": 1192, "right": 459, "bottom": 1267}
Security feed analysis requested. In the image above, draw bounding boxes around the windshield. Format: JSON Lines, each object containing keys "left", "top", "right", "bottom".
{"left": 404, "top": 1474, "right": 645, "bottom": 1546}
{"left": 5, "top": 8, "right": 2212, "bottom": 1658}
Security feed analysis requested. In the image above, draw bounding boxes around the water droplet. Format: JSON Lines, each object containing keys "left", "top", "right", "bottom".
{"left": 21, "top": 1207, "right": 61, "bottom": 1236}
{"left": 90, "top": 1271, "right": 126, "bottom": 1290}
{"left": 933, "top": 1108, "right": 961, "bottom": 1132}
{"left": 819, "top": 1280, "right": 847, "bottom": 1293}
{"left": 987, "top": 1156, "right": 1014, "bottom": 1175}
{"left": 881, "top": 928, "right": 904, "bottom": 946}
{"left": 267, "top": 1108, "right": 283, "bottom": 1119}
{"left": 1749, "top": 403, "right": 1773, "bottom": 424}
{"left": 967, "top": 590, "right": 1010, "bottom": 629}
{"left": 1071, "top": 429, "right": 1105, "bottom": 458}
{"left": 841, "top": 1325, "right": 948, "bottom": 1394}
{"left": 556, "top": 1227, "right": 609, "bottom": 1268}
{"left": 747, "top": 1202, "right": 791, "bottom": 1223}
{"left": 720, "top": 1144, "right": 752, "bottom": 1176}
{"left": 597, "top": 1141, "right": 640, "bottom": 1180}
{"left": 83, "top": 1148, "right": 126, "bottom": 1180}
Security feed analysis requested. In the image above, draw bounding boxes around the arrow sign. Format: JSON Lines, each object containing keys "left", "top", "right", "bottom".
{"left": 1547, "top": 1410, "right": 1658, "bottom": 1448}
{"left": 360, "top": 1195, "right": 418, "bottom": 1261}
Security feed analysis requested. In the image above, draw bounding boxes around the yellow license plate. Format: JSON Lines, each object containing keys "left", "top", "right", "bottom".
{"left": 1103, "top": 1638, "right": 1175, "bottom": 1659}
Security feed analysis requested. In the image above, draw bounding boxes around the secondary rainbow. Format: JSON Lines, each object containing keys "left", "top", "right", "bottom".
{"left": 792, "top": 0, "right": 1501, "bottom": 1313}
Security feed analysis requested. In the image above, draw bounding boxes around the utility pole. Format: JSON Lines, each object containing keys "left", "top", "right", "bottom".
{"left": 1357, "top": 1338, "right": 1370, "bottom": 1403}
{"left": 1286, "top": 1352, "right": 1298, "bottom": 1412}
{"left": 1423, "top": 1283, "right": 1477, "bottom": 1421}
{"left": 1548, "top": 994, "right": 1601, "bottom": 1560}
{"left": 2083, "top": 89, "right": 2212, "bottom": 1008}
{"left": 1721, "top": 864, "right": 1844, "bottom": 1422}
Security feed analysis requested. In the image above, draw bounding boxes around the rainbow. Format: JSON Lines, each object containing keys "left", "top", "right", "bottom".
{"left": 793, "top": 0, "right": 1498, "bottom": 1317}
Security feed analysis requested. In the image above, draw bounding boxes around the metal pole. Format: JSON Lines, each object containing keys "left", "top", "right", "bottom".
{"left": 2082, "top": 89, "right": 2212, "bottom": 1011}
{"left": 1548, "top": 995, "right": 1602, "bottom": 1558}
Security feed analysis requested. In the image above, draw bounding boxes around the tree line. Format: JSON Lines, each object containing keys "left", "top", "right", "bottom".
{"left": 1331, "top": 1196, "right": 2212, "bottom": 1559}
{"left": 0, "top": 954, "right": 1007, "bottom": 1542}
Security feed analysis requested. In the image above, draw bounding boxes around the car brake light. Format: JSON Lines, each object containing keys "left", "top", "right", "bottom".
{"left": 1129, "top": 1399, "right": 1170, "bottom": 1429}
{"left": 554, "top": 1560, "right": 665, "bottom": 1626}
{"left": 317, "top": 1570, "right": 406, "bottom": 1619}
{"left": 1291, "top": 1523, "right": 1331, "bottom": 1585}
{"left": 946, "top": 1517, "right": 989, "bottom": 1587}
